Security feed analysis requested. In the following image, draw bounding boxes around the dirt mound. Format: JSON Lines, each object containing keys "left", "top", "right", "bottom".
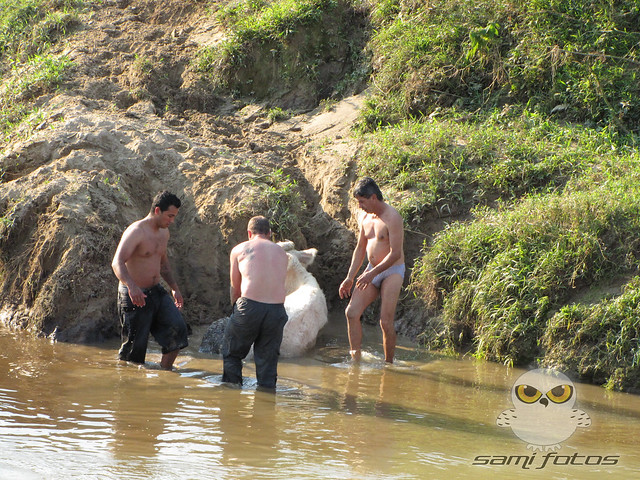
{"left": 0, "top": 0, "right": 364, "bottom": 342}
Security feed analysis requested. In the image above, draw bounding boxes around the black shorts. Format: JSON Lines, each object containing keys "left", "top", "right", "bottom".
{"left": 222, "top": 297, "right": 288, "bottom": 388}
{"left": 117, "top": 283, "right": 188, "bottom": 363}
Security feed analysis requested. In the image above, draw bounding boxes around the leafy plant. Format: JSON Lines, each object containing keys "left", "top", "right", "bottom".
{"left": 466, "top": 22, "right": 500, "bottom": 61}
{"left": 267, "top": 106, "right": 291, "bottom": 121}
{"left": 248, "top": 168, "right": 306, "bottom": 241}
{"left": 1, "top": 53, "right": 73, "bottom": 136}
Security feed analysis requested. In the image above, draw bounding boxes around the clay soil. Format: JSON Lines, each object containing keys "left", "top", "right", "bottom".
{"left": 0, "top": 0, "right": 423, "bottom": 343}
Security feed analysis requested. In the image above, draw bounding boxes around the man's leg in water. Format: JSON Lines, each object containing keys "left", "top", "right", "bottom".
{"left": 344, "top": 283, "right": 378, "bottom": 361}
{"left": 379, "top": 274, "right": 403, "bottom": 363}
{"left": 160, "top": 350, "right": 180, "bottom": 370}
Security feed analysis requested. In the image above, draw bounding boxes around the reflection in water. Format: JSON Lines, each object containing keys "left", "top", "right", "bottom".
{"left": 1, "top": 318, "right": 640, "bottom": 479}
{"left": 110, "top": 368, "right": 178, "bottom": 459}
{"left": 218, "top": 389, "right": 280, "bottom": 471}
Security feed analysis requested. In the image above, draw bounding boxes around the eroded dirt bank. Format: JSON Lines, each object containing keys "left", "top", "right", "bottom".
{"left": 0, "top": 0, "right": 423, "bottom": 343}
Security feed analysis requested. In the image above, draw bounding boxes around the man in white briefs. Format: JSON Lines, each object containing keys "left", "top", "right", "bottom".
{"left": 339, "top": 177, "right": 405, "bottom": 363}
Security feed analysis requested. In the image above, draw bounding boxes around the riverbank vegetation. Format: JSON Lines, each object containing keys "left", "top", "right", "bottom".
{"left": 195, "top": 0, "right": 370, "bottom": 108}
{"left": 0, "top": 0, "right": 80, "bottom": 138}
{"left": 351, "top": 0, "right": 640, "bottom": 391}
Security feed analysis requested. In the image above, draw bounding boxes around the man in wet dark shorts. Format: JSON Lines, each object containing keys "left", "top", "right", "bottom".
{"left": 222, "top": 216, "right": 289, "bottom": 391}
{"left": 112, "top": 191, "right": 188, "bottom": 369}
{"left": 117, "top": 283, "right": 188, "bottom": 364}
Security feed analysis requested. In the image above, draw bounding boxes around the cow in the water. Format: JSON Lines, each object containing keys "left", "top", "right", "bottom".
{"left": 200, "top": 241, "right": 328, "bottom": 357}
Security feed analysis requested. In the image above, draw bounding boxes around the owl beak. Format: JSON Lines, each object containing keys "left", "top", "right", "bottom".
{"left": 539, "top": 397, "right": 549, "bottom": 407}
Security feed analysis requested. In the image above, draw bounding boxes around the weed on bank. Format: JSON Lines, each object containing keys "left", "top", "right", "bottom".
{"left": 410, "top": 163, "right": 640, "bottom": 378}
{"left": 0, "top": 0, "right": 81, "bottom": 139}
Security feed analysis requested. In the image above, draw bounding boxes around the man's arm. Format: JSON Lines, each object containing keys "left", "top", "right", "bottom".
{"left": 339, "top": 222, "right": 368, "bottom": 299}
{"left": 111, "top": 226, "right": 146, "bottom": 307}
{"left": 229, "top": 247, "right": 242, "bottom": 305}
{"left": 160, "top": 251, "right": 183, "bottom": 309}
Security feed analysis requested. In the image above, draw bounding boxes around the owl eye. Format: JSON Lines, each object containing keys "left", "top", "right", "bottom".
{"left": 546, "top": 384, "right": 574, "bottom": 404}
{"left": 515, "top": 384, "right": 542, "bottom": 403}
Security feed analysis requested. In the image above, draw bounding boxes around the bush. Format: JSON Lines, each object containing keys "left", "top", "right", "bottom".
{"left": 411, "top": 171, "right": 640, "bottom": 367}
{"left": 542, "top": 277, "right": 640, "bottom": 392}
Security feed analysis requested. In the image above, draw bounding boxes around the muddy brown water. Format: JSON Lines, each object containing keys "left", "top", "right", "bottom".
{"left": 1, "top": 312, "right": 639, "bottom": 479}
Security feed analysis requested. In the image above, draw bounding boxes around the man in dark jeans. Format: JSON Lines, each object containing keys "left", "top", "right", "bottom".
{"left": 112, "top": 191, "right": 188, "bottom": 369}
{"left": 222, "top": 216, "right": 289, "bottom": 391}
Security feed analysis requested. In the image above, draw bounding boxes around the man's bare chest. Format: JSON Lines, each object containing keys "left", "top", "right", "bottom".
{"left": 363, "top": 217, "right": 389, "bottom": 242}
{"left": 135, "top": 236, "right": 166, "bottom": 258}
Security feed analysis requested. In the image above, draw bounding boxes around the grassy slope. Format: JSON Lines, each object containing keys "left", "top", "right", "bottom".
{"left": 353, "top": 0, "right": 640, "bottom": 391}
{"left": 0, "top": 0, "right": 80, "bottom": 140}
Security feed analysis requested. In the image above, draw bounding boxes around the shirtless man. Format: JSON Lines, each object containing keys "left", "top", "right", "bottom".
{"left": 339, "top": 177, "right": 405, "bottom": 363}
{"left": 111, "top": 191, "right": 188, "bottom": 370}
{"left": 222, "top": 216, "right": 289, "bottom": 390}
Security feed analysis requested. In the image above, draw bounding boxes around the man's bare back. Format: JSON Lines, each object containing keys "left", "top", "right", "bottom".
{"left": 223, "top": 216, "right": 290, "bottom": 389}
{"left": 230, "top": 236, "right": 288, "bottom": 305}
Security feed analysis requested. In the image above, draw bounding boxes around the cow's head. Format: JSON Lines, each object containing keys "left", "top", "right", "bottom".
{"left": 278, "top": 241, "right": 317, "bottom": 268}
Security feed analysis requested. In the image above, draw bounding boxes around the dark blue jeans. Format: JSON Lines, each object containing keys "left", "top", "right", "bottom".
{"left": 117, "top": 283, "right": 188, "bottom": 364}
{"left": 222, "top": 297, "right": 288, "bottom": 389}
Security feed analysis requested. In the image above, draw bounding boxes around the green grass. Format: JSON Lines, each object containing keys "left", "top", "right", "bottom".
{"left": 0, "top": 0, "right": 83, "bottom": 61}
{"left": 356, "top": 107, "right": 627, "bottom": 226}
{"left": 542, "top": 277, "right": 640, "bottom": 392}
{"left": 1, "top": 54, "right": 73, "bottom": 137}
{"left": 0, "top": 0, "right": 81, "bottom": 138}
{"left": 411, "top": 162, "right": 640, "bottom": 368}
{"left": 217, "top": 0, "right": 333, "bottom": 42}
{"left": 196, "top": 0, "right": 338, "bottom": 79}
{"left": 195, "top": 0, "right": 369, "bottom": 102}
{"left": 361, "top": 0, "right": 640, "bottom": 134}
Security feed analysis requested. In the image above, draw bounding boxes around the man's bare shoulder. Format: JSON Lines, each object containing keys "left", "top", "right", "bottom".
{"left": 359, "top": 211, "right": 375, "bottom": 227}
{"left": 231, "top": 240, "right": 250, "bottom": 255}
{"left": 382, "top": 203, "right": 403, "bottom": 225}
{"left": 121, "top": 218, "right": 146, "bottom": 240}
{"left": 271, "top": 240, "right": 288, "bottom": 257}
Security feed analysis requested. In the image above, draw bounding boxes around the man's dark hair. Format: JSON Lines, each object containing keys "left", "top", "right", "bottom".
{"left": 353, "top": 177, "right": 384, "bottom": 201}
{"left": 248, "top": 216, "right": 271, "bottom": 235}
{"left": 151, "top": 191, "right": 181, "bottom": 213}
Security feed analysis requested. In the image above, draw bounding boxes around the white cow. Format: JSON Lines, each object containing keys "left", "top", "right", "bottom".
{"left": 278, "top": 241, "right": 328, "bottom": 357}
{"left": 199, "top": 241, "right": 328, "bottom": 357}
